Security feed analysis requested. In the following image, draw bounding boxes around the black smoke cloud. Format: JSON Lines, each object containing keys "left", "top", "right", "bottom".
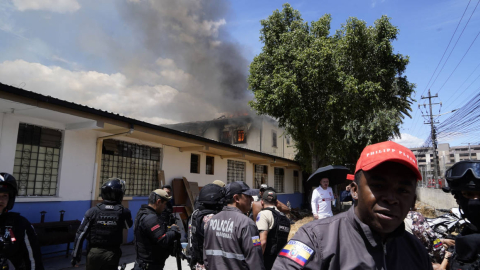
{"left": 115, "top": 0, "right": 252, "bottom": 122}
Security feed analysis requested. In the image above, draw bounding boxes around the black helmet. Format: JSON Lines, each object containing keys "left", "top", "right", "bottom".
{"left": 445, "top": 161, "right": 480, "bottom": 228}
{"left": 0, "top": 173, "right": 18, "bottom": 211}
{"left": 445, "top": 160, "right": 480, "bottom": 192}
{"left": 197, "top": 183, "right": 225, "bottom": 209}
{"left": 101, "top": 178, "right": 126, "bottom": 203}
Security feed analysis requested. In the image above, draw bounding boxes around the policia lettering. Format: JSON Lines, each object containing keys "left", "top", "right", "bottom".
{"left": 72, "top": 178, "right": 133, "bottom": 270}
{"left": 209, "top": 219, "right": 234, "bottom": 238}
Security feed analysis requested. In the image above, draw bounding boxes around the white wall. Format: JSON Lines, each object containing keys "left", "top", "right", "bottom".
{"left": 162, "top": 145, "right": 255, "bottom": 188}
{"left": 0, "top": 113, "right": 98, "bottom": 202}
{"left": 204, "top": 127, "right": 219, "bottom": 141}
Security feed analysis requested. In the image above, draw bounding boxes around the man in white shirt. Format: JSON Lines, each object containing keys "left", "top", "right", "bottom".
{"left": 311, "top": 178, "right": 335, "bottom": 219}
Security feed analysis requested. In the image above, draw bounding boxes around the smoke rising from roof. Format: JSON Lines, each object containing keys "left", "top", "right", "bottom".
{"left": 115, "top": 0, "right": 252, "bottom": 122}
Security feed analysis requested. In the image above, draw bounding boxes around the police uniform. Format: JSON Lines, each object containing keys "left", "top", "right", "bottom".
{"left": 0, "top": 173, "right": 44, "bottom": 270}
{"left": 256, "top": 206, "right": 290, "bottom": 270}
{"left": 72, "top": 201, "right": 133, "bottom": 270}
{"left": 0, "top": 212, "right": 44, "bottom": 270}
{"left": 133, "top": 203, "right": 179, "bottom": 270}
{"left": 203, "top": 181, "right": 265, "bottom": 270}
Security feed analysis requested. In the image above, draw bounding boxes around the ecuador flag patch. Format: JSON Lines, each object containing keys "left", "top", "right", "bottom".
{"left": 252, "top": 236, "right": 261, "bottom": 246}
{"left": 279, "top": 240, "right": 314, "bottom": 267}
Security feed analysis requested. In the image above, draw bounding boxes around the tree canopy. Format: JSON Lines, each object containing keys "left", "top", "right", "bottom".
{"left": 248, "top": 4, "right": 415, "bottom": 173}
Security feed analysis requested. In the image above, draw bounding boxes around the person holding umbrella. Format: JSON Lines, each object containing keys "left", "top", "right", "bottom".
{"left": 311, "top": 178, "right": 336, "bottom": 220}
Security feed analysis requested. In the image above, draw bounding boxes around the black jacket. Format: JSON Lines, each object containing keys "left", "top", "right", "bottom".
{"left": 273, "top": 206, "right": 433, "bottom": 270}
{"left": 0, "top": 212, "right": 44, "bottom": 270}
{"left": 133, "top": 204, "right": 178, "bottom": 268}
{"left": 72, "top": 201, "right": 133, "bottom": 261}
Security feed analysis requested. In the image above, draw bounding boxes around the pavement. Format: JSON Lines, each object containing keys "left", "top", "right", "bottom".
{"left": 43, "top": 244, "right": 190, "bottom": 270}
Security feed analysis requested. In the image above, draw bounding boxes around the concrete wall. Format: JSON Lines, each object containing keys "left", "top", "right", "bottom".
{"left": 416, "top": 187, "right": 458, "bottom": 210}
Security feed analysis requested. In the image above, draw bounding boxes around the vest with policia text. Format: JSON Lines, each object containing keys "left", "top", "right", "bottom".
{"left": 262, "top": 208, "right": 291, "bottom": 256}
{"left": 188, "top": 208, "right": 217, "bottom": 265}
{"left": 89, "top": 203, "right": 126, "bottom": 247}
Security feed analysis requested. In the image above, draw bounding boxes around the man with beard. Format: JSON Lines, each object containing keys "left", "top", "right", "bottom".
{"left": 272, "top": 141, "right": 433, "bottom": 270}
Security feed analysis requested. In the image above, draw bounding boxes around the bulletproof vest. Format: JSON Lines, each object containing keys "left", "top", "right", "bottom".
{"left": 134, "top": 207, "right": 170, "bottom": 264}
{"left": 188, "top": 208, "right": 217, "bottom": 265}
{"left": 262, "top": 208, "right": 290, "bottom": 256}
{"left": 89, "top": 203, "right": 125, "bottom": 247}
{"left": 451, "top": 232, "right": 480, "bottom": 270}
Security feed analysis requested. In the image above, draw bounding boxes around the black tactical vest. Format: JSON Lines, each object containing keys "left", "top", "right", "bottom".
{"left": 134, "top": 206, "right": 170, "bottom": 264}
{"left": 262, "top": 208, "right": 291, "bottom": 256}
{"left": 188, "top": 208, "right": 217, "bottom": 265}
{"left": 89, "top": 203, "right": 125, "bottom": 247}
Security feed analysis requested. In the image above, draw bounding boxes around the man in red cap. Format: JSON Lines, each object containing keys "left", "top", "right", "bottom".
{"left": 272, "top": 141, "right": 433, "bottom": 270}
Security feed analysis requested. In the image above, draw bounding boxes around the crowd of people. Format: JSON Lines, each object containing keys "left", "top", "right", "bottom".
{"left": 1, "top": 140, "right": 480, "bottom": 270}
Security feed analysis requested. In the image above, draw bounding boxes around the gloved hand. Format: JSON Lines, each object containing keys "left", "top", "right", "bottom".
{"left": 168, "top": 225, "right": 181, "bottom": 239}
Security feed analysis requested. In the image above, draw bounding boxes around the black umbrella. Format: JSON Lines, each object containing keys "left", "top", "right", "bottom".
{"left": 307, "top": 165, "right": 350, "bottom": 187}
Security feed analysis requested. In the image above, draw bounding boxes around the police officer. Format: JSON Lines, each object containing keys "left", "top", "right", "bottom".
{"left": 133, "top": 189, "right": 181, "bottom": 270}
{"left": 272, "top": 141, "right": 433, "bottom": 270}
{"left": 159, "top": 185, "right": 175, "bottom": 228}
{"left": 72, "top": 178, "right": 133, "bottom": 270}
{"left": 443, "top": 160, "right": 480, "bottom": 269}
{"left": 0, "top": 173, "right": 44, "bottom": 270}
{"left": 256, "top": 189, "right": 290, "bottom": 270}
{"left": 203, "top": 181, "right": 265, "bottom": 270}
{"left": 188, "top": 183, "right": 225, "bottom": 270}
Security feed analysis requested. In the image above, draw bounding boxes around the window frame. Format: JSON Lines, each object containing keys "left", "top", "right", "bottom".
{"left": 272, "top": 130, "right": 277, "bottom": 148}
{"left": 206, "top": 156, "right": 215, "bottom": 175}
{"left": 274, "top": 167, "right": 284, "bottom": 193}
{"left": 294, "top": 170, "right": 299, "bottom": 193}
{"left": 190, "top": 153, "right": 201, "bottom": 174}
{"left": 227, "top": 160, "right": 246, "bottom": 183}
{"left": 235, "top": 130, "right": 246, "bottom": 144}
{"left": 254, "top": 164, "right": 268, "bottom": 189}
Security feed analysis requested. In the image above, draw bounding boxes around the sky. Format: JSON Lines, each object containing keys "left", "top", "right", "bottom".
{"left": 1, "top": 0, "right": 479, "bottom": 149}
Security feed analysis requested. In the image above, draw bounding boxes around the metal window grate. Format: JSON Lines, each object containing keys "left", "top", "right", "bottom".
{"left": 272, "top": 131, "right": 277, "bottom": 147}
{"left": 101, "top": 139, "right": 161, "bottom": 196}
{"left": 227, "top": 160, "right": 246, "bottom": 183}
{"left": 206, "top": 156, "right": 214, "bottom": 175}
{"left": 274, "top": 167, "right": 284, "bottom": 193}
{"left": 254, "top": 165, "right": 268, "bottom": 189}
{"left": 13, "top": 123, "right": 62, "bottom": 196}
{"left": 190, "top": 154, "right": 200, "bottom": 174}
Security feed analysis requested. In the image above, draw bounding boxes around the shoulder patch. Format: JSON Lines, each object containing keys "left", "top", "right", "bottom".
{"left": 279, "top": 240, "right": 314, "bottom": 267}
{"left": 256, "top": 213, "right": 261, "bottom": 222}
{"left": 252, "top": 236, "right": 261, "bottom": 246}
{"left": 151, "top": 224, "right": 160, "bottom": 231}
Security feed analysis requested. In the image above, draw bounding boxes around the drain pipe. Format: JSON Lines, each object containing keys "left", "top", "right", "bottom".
{"left": 90, "top": 126, "right": 134, "bottom": 201}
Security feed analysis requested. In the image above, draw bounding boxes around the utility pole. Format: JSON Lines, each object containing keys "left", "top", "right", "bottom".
{"left": 420, "top": 89, "right": 441, "bottom": 188}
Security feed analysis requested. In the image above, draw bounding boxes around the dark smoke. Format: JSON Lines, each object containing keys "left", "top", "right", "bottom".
{"left": 116, "top": 0, "right": 252, "bottom": 122}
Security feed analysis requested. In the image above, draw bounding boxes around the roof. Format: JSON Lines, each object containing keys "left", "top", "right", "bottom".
{"left": 0, "top": 82, "right": 298, "bottom": 165}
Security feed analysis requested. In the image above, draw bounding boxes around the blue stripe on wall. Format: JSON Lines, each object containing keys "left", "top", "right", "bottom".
{"left": 277, "top": 193, "right": 303, "bottom": 209}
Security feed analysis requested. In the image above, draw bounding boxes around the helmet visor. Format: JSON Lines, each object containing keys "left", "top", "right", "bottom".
{"left": 446, "top": 162, "right": 480, "bottom": 179}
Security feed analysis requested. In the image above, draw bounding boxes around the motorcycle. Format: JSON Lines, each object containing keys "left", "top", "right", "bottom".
{"left": 426, "top": 208, "right": 467, "bottom": 239}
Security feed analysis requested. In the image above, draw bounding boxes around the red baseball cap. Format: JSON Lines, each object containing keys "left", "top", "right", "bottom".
{"left": 346, "top": 174, "right": 355, "bottom": 181}
{"left": 355, "top": 141, "right": 422, "bottom": 180}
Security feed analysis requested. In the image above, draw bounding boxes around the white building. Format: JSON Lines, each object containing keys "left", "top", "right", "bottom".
{"left": 0, "top": 83, "right": 302, "bottom": 253}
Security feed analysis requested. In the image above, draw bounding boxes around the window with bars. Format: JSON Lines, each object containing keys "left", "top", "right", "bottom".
{"left": 227, "top": 160, "right": 245, "bottom": 183}
{"left": 220, "top": 131, "right": 231, "bottom": 144}
{"left": 294, "top": 170, "right": 299, "bottom": 193}
{"left": 254, "top": 165, "right": 268, "bottom": 189}
{"left": 190, "top": 154, "right": 200, "bottom": 174}
{"left": 274, "top": 167, "right": 284, "bottom": 193}
{"left": 101, "top": 139, "right": 161, "bottom": 196}
{"left": 13, "top": 123, "right": 62, "bottom": 196}
{"left": 206, "top": 156, "right": 214, "bottom": 175}
{"left": 272, "top": 130, "right": 277, "bottom": 148}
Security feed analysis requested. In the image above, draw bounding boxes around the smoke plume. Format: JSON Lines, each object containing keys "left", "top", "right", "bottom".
{"left": 115, "top": 0, "right": 252, "bottom": 122}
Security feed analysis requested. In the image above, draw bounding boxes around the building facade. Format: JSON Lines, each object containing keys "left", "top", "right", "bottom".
{"left": 0, "top": 83, "right": 303, "bottom": 254}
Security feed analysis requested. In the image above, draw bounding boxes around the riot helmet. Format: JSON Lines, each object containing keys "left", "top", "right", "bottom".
{"left": 445, "top": 160, "right": 480, "bottom": 228}
{"left": 0, "top": 173, "right": 18, "bottom": 211}
{"left": 101, "top": 178, "right": 126, "bottom": 203}
{"left": 197, "top": 183, "right": 225, "bottom": 210}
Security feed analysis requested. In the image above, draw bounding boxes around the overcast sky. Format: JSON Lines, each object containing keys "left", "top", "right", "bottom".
{"left": 1, "top": 0, "right": 479, "bottom": 149}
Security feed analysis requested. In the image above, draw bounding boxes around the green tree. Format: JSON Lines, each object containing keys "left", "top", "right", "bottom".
{"left": 248, "top": 4, "right": 415, "bottom": 174}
